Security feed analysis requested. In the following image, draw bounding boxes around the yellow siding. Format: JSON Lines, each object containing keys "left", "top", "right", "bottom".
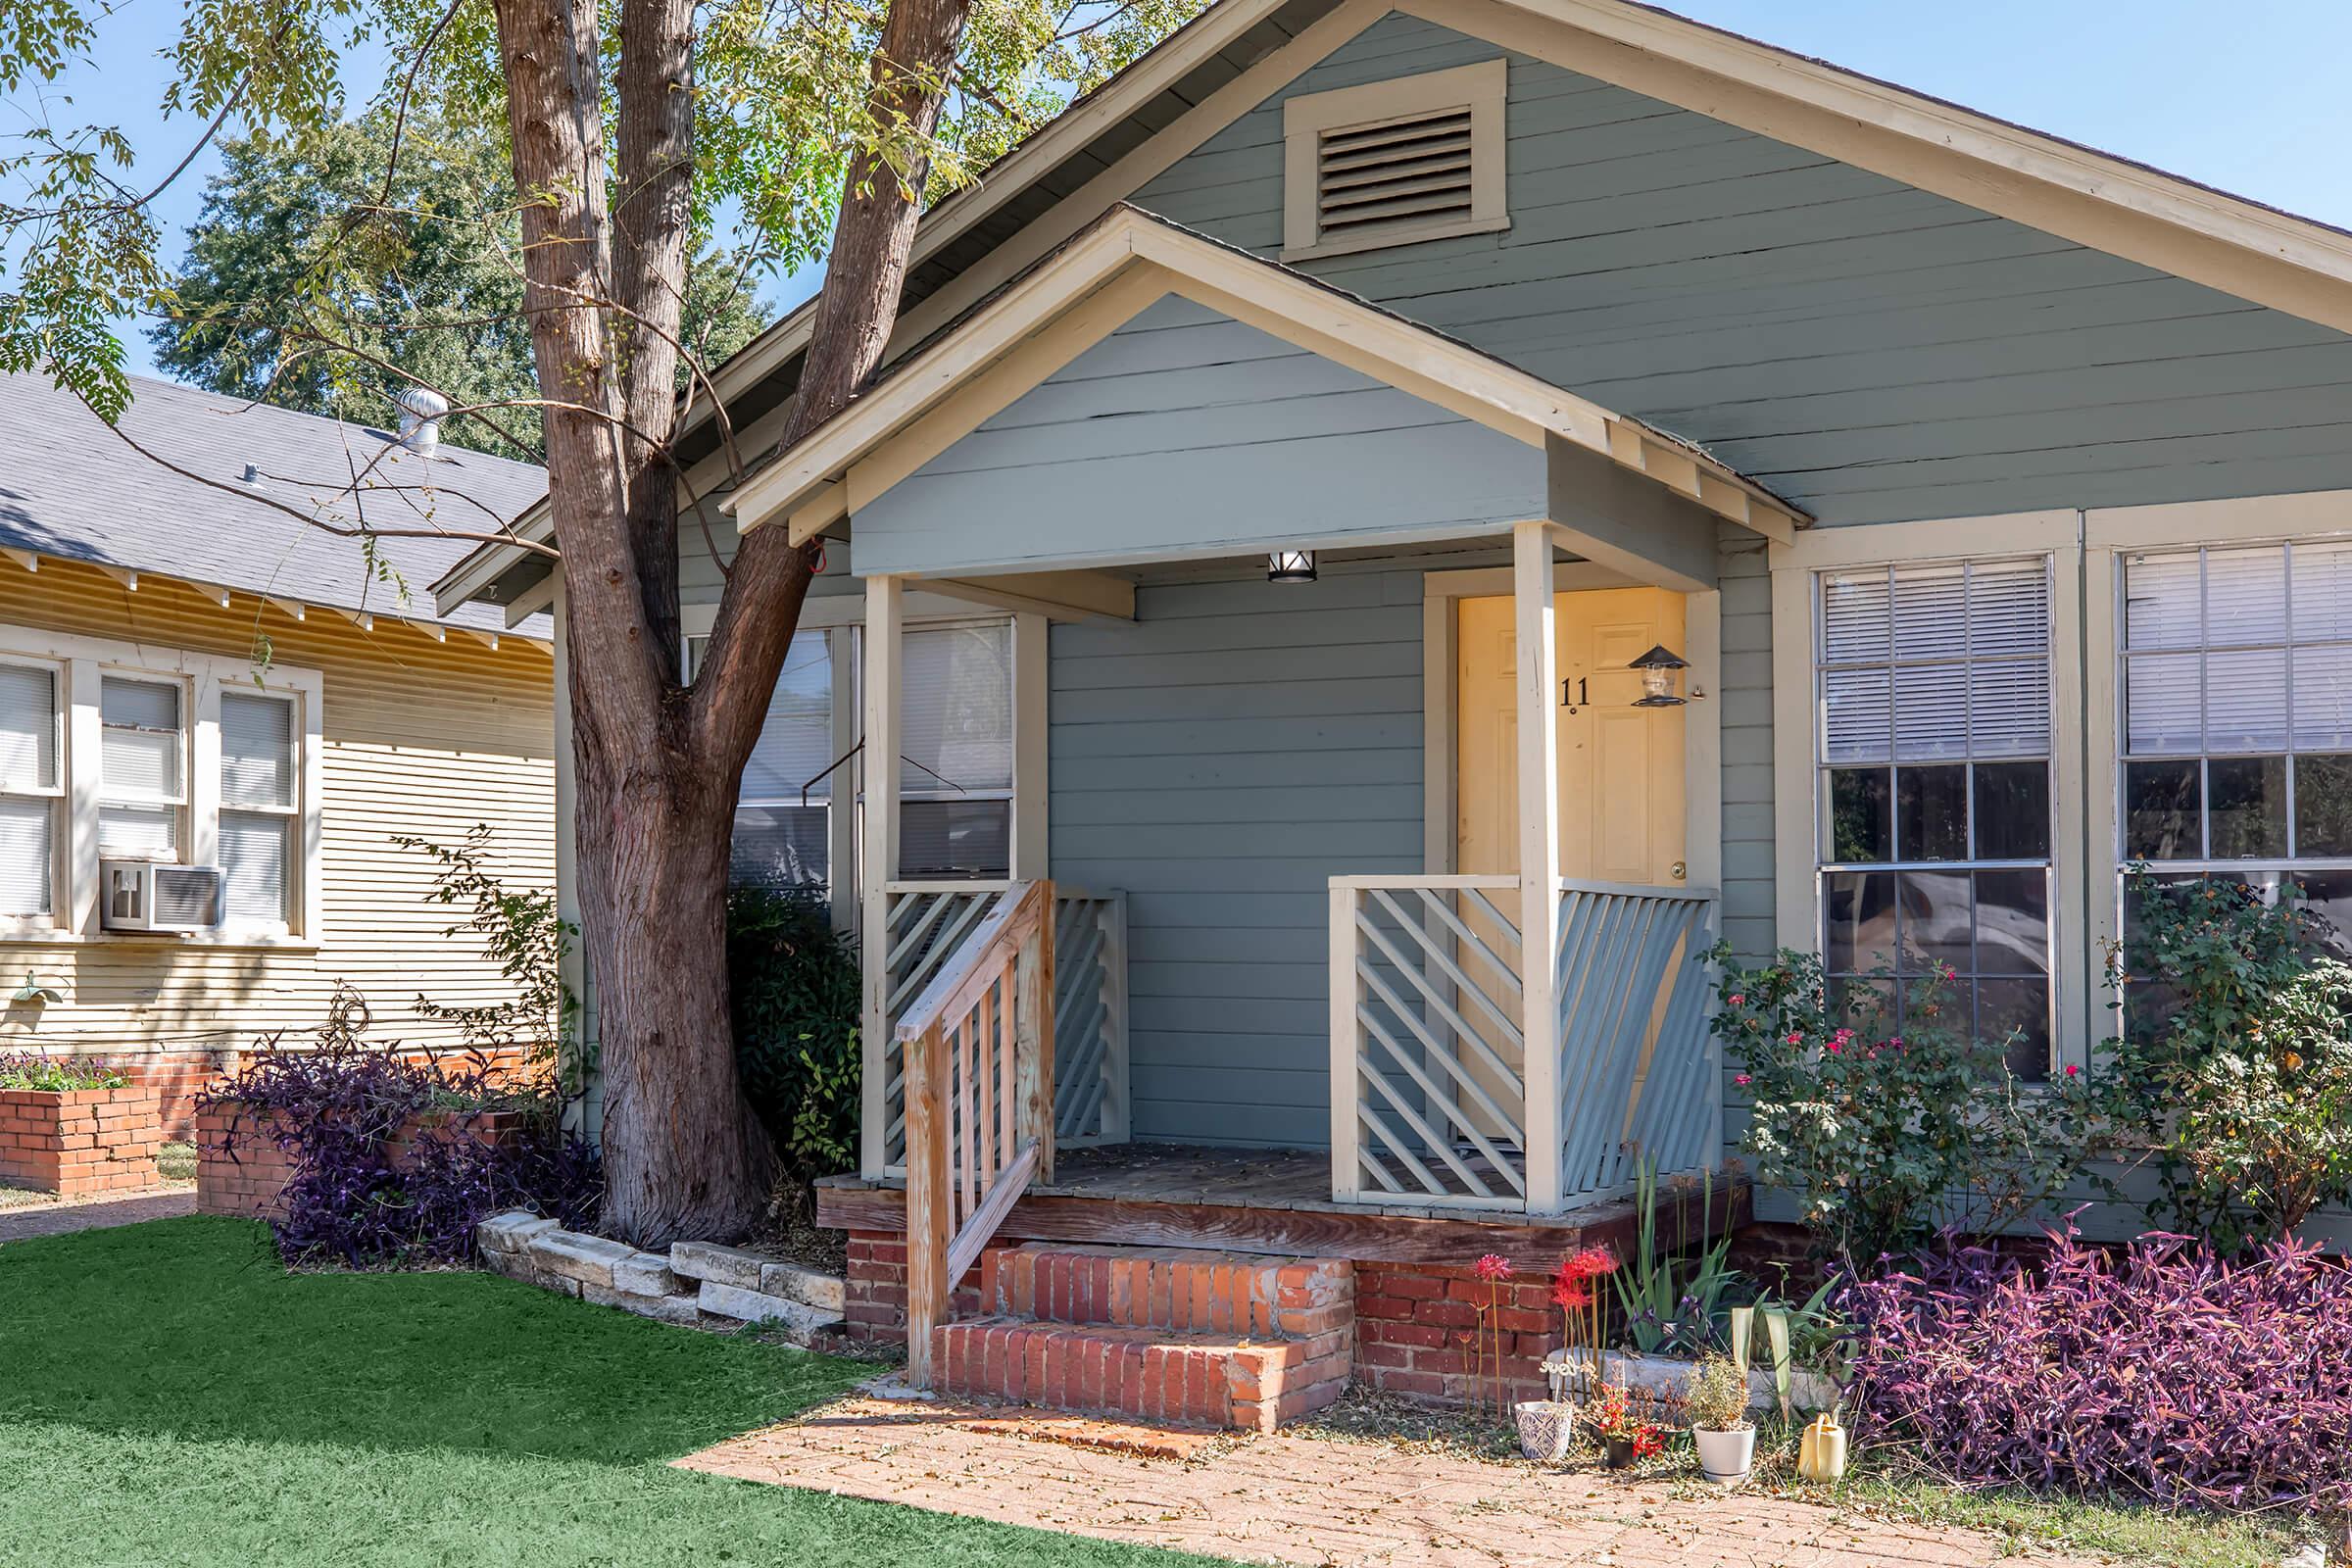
{"left": 0, "top": 560, "right": 556, "bottom": 1057}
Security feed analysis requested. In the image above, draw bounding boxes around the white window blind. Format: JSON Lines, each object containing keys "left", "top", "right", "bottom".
{"left": 688, "top": 631, "right": 835, "bottom": 892}
{"left": 901, "top": 624, "right": 1014, "bottom": 796}
{"left": 0, "top": 662, "right": 56, "bottom": 916}
{"left": 98, "top": 675, "right": 182, "bottom": 858}
{"left": 219, "top": 691, "right": 295, "bottom": 923}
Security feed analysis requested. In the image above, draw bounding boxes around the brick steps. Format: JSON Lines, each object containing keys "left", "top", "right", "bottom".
{"left": 934, "top": 1243, "right": 1356, "bottom": 1434}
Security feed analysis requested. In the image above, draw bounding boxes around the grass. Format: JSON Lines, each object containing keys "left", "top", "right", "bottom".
{"left": 0, "top": 1216, "right": 1234, "bottom": 1568}
{"left": 154, "top": 1139, "right": 198, "bottom": 1183}
{"left": 1293, "top": 1389, "right": 2309, "bottom": 1568}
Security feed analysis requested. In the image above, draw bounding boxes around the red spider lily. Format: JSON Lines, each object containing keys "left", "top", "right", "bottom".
{"left": 1473, "top": 1252, "right": 1512, "bottom": 1282}
{"left": 1550, "top": 1277, "right": 1592, "bottom": 1309}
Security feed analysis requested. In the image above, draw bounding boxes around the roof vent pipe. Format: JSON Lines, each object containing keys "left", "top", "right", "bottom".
{"left": 391, "top": 385, "right": 450, "bottom": 458}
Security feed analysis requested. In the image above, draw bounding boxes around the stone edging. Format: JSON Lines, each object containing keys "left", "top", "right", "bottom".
{"left": 476, "top": 1210, "right": 848, "bottom": 1346}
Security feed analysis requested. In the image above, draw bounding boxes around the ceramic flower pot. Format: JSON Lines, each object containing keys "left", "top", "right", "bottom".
{"left": 1692, "top": 1424, "right": 1756, "bottom": 1484}
{"left": 1601, "top": 1433, "right": 1638, "bottom": 1469}
{"left": 1513, "top": 1400, "right": 1575, "bottom": 1464}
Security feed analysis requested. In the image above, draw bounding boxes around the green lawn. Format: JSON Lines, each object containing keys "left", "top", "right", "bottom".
{"left": 0, "top": 1216, "right": 1229, "bottom": 1568}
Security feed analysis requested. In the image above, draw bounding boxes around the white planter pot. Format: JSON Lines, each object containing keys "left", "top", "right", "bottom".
{"left": 1543, "top": 1349, "right": 1838, "bottom": 1414}
{"left": 1692, "top": 1424, "right": 1756, "bottom": 1484}
{"left": 1513, "top": 1400, "right": 1575, "bottom": 1464}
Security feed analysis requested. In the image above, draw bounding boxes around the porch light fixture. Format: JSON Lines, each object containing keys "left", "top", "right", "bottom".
{"left": 1267, "top": 549, "right": 1317, "bottom": 583}
{"left": 1629, "top": 644, "right": 1689, "bottom": 708}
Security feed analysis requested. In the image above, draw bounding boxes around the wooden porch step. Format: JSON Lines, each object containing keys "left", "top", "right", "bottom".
{"left": 979, "top": 1242, "right": 1352, "bottom": 1339}
{"left": 931, "top": 1315, "right": 1352, "bottom": 1434}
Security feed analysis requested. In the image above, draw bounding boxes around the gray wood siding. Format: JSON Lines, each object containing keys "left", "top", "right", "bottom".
{"left": 1136, "top": 12, "right": 2352, "bottom": 526}
{"left": 1049, "top": 566, "right": 1426, "bottom": 1148}
{"left": 849, "top": 296, "right": 1545, "bottom": 576}
{"left": 1716, "top": 525, "right": 1774, "bottom": 965}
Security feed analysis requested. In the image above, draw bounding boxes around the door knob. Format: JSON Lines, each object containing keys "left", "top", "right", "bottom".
{"left": 1670, "top": 860, "right": 1687, "bottom": 881}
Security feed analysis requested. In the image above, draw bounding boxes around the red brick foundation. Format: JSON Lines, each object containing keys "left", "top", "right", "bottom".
{"left": 0, "top": 1085, "right": 167, "bottom": 1197}
{"left": 116, "top": 1051, "right": 240, "bottom": 1140}
{"left": 1351, "top": 1260, "right": 1564, "bottom": 1407}
{"left": 196, "top": 1102, "right": 523, "bottom": 1220}
{"left": 843, "top": 1230, "right": 981, "bottom": 1346}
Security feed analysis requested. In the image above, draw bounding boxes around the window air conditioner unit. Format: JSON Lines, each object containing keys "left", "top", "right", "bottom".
{"left": 100, "top": 860, "right": 221, "bottom": 934}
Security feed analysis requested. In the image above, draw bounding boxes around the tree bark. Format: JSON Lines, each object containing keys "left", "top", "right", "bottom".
{"left": 491, "top": 0, "right": 977, "bottom": 1247}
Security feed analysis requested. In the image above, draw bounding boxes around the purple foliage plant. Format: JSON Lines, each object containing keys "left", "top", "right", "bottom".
{"left": 198, "top": 985, "right": 600, "bottom": 1269}
{"left": 1840, "top": 1225, "right": 2352, "bottom": 1516}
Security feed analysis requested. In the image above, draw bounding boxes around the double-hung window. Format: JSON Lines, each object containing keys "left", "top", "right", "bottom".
{"left": 895, "top": 622, "right": 1013, "bottom": 880}
{"left": 220, "top": 690, "right": 299, "bottom": 923}
{"left": 0, "top": 662, "right": 60, "bottom": 916}
{"left": 687, "top": 630, "right": 835, "bottom": 892}
{"left": 98, "top": 676, "right": 185, "bottom": 858}
{"left": 2118, "top": 540, "right": 2352, "bottom": 957}
{"left": 1814, "top": 558, "right": 2057, "bottom": 1077}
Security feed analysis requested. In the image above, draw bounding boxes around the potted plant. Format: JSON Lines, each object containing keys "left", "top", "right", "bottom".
{"left": 1585, "top": 1376, "right": 1664, "bottom": 1469}
{"left": 1513, "top": 1397, "right": 1575, "bottom": 1464}
{"left": 1684, "top": 1352, "right": 1755, "bottom": 1484}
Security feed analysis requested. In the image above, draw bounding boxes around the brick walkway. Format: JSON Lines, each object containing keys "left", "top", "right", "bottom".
{"left": 679, "top": 1394, "right": 2124, "bottom": 1568}
{"left": 0, "top": 1186, "right": 195, "bottom": 1244}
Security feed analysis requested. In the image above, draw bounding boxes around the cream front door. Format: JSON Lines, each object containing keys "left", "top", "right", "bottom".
{"left": 1455, "top": 586, "right": 1688, "bottom": 886}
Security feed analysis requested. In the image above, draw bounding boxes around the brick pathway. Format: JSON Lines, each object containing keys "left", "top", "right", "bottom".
{"left": 0, "top": 1186, "right": 195, "bottom": 1244}
{"left": 679, "top": 1394, "right": 2126, "bottom": 1568}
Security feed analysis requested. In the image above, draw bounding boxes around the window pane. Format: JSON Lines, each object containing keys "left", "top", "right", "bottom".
{"left": 0, "top": 796, "right": 50, "bottom": 915}
{"left": 98, "top": 805, "right": 176, "bottom": 858}
{"left": 1826, "top": 767, "right": 1890, "bottom": 862}
{"left": 1969, "top": 658, "right": 2050, "bottom": 757}
{"left": 1976, "top": 976, "right": 2052, "bottom": 1081}
{"left": 2291, "top": 644, "right": 2352, "bottom": 751}
{"left": 1823, "top": 870, "right": 1896, "bottom": 974}
{"left": 1894, "top": 764, "right": 1967, "bottom": 860}
{"left": 1967, "top": 559, "right": 2049, "bottom": 658}
{"left": 2207, "top": 756, "right": 2288, "bottom": 859}
{"left": 2124, "top": 653, "right": 2202, "bottom": 755}
{"left": 1973, "top": 868, "right": 2049, "bottom": 975}
{"left": 900, "top": 625, "right": 1014, "bottom": 795}
{"left": 220, "top": 693, "right": 295, "bottom": 808}
{"left": 1973, "top": 761, "right": 2050, "bottom": 859}
{"left": 1821, "top": 667, "right": 1890, "bottom": 762}
{"left": 731, "top": 805, "right": 828, "bottom": 890}
{"left": 1820, "top": 571, "right": 1889, "bottom": 662}
{"left": 900, "top": 799, "right": 1011, "bottom": 880}
{"left": 2203, "top": 648, "right": 2286, "bottom": 752}
{"left": 2293, "top": 870, "right": 2352, "bottom": 963}
{"left": 742, "top": 634, "right": 835, "bottom": 803}
{"left": 2123, "top": 552, "right": 2202, "bottom": 651}
{"left": 2125, "top": 760, "right": 2201, "bottom": 859}
{"left": 101, "top": 676, "right": 181, "bottom": 801}
{"left": 2291, "top": 541, "right": 2352, "bottom": 643}
{"left": 220, "top": 809, "right": 289, "bottom": 923}
{"left": 2203, "top": 547, "right": 2285, "bottom": 644}
{"left": 0, "top": 664, "right": 56, "bottom": 792}
{"left": 1891, "top": 564, "right": 1967, "bottom": 661}
{"left": 2296, "top": 755, "right": 2352, "bottom": 858}
{"left": 1892, "top": 662, "right": 1967, "bottom": 760}
{"left": 1896, "top": 870, "right": 1972, "bottom": 973}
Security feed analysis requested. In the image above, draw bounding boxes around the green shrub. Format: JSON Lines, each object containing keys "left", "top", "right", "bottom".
{"left": 2100, "top": 872, "right": 2352, "bottom": 1250}
{"left": 727, "top": 888, "right": 860, "bottom": 1183}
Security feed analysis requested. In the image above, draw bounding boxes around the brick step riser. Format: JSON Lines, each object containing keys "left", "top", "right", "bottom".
{"left": 932, "top": 1317, "right": 1351, "bottom": 1435}
{"left": 979, "top": 1248, "right": 1352, "bottom": 1341}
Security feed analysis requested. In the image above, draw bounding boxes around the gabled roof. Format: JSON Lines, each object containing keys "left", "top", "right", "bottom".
{"left": 721, "top": 205, "right": 1804, "bottom": 546}
{"left": 1, "top": 372, "right": 552, "bottom": 645}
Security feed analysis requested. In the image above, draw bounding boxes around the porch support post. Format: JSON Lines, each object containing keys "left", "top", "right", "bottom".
{"left": 1513, "top": 520, "right": 1566, "bottom": 1213}
{"left": 858, "top": 574, "right": 905, "bottom": 1180}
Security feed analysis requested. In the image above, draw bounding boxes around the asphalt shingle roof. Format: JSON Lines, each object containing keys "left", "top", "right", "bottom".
{"left": 0, "top": 371, "right": 551, "bottom": 637}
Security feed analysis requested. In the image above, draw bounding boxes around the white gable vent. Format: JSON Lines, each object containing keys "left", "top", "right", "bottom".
{"left": 1283, "top": 60, "right": 1508, "bottom": 263}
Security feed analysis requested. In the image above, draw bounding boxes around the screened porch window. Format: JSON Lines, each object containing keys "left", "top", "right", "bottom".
{"left": 2118, "top": 541, "right": 2352, "bottom": 984}
{"left": 687, "top": 631, "right": 833, "bottom": 892}
{"left": 895, "top": 622, "right": 1013, "bottom": 880}
{"left": 1815, "top": 558, "right": 2056, "bottom": 1077}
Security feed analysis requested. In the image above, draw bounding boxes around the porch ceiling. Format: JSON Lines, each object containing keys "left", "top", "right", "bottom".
{"left": 720, "top": 206, "right": 1807, "bottom": 565}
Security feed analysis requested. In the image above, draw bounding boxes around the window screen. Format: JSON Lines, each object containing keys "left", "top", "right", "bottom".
{"left": 0, "top": 662, "right": 57, "bottom": 916}
{"left": 220, "top": 691, "right": 296, "bottom": 923}
{"left": 99, "top": 675, "right": 183, "bottom": 858}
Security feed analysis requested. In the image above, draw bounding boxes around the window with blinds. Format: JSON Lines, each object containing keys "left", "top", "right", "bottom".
{"left": 220, "top": 691, "right": 296, "bottom": 923}
{"left": 98, "top": 675, "right": 184, "bottom": 859}
{"left": 0, "top": 662, "right": 58, "bottom": 916}
{"left": 897, "top": 622, "right": 1013, "bottom": 880}
{"left": 688, "top": 630, "right": 834, "bottom": 892}
{"left": 1816, "top": 558, "right": 2056, "bottom": 1077}
{"left": 2118, "top": 540, "right": 2352, "bottom": 964}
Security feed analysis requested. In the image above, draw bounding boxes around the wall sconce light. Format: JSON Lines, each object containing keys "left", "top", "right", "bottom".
{"left": 1629, "top": 644, "right": 1689, "bottom": 707}
{"left": 1267, "top": 549, "right": 1317, "bottom": 583}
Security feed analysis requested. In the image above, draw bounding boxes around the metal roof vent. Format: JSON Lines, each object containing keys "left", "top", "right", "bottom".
{"left": 391, "top": 385, "right": 450, "bottom": 458}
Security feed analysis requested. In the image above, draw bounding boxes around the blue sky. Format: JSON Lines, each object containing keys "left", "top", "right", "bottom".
{"left": 12, "top": 0, "right": 2350, "bottom": 380}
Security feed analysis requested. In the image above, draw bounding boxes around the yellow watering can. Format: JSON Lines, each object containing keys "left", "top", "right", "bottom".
{"left": 1798, "top": 1410, "right": 1847, "bottom": 1483}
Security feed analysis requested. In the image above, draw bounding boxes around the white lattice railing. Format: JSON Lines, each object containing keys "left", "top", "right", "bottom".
{"left": 879, "top": 879, "right": 1127, "bottom": 1170}
{"left": 1329, "top": 873, "right": 1719, "bottom": 1211}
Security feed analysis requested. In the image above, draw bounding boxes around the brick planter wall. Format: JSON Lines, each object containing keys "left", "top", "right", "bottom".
{"left": 1352, "top": 1260, "right": 1563, "bottom": 1407}
{"left": 197, "top": 1102, "right": 523, "bottom": 1220}
{"left": 0, "top": 1085, "right": 166, "bottom": 1197}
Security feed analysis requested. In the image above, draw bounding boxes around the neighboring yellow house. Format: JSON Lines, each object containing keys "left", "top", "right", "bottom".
{"left": 0, "top": 371, "right": 555, "bottom": 1120}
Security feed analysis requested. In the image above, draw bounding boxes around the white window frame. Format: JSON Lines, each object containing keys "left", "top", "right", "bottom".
{"left": 96, "top": 671, "right": 189, "bottom": 861}
{"left": 1770, "top": 513, "right": 2089, "bottom": 1073}
{"left": 1280, "top": 59, "right": 1510, "bottom": 264}
{"left": 0, "top": 654, "right": 65, "bottom": 924}
{"left": 0, "top": 624, "right": 322, "bottom": 946}
{"left": 2085, "top": 491, "right": 2352, "bottom": 997}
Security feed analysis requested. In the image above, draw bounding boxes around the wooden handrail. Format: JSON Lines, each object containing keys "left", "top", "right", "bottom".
{"left": 901, "top": 878, "right": 1055, "bottom": 1388}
